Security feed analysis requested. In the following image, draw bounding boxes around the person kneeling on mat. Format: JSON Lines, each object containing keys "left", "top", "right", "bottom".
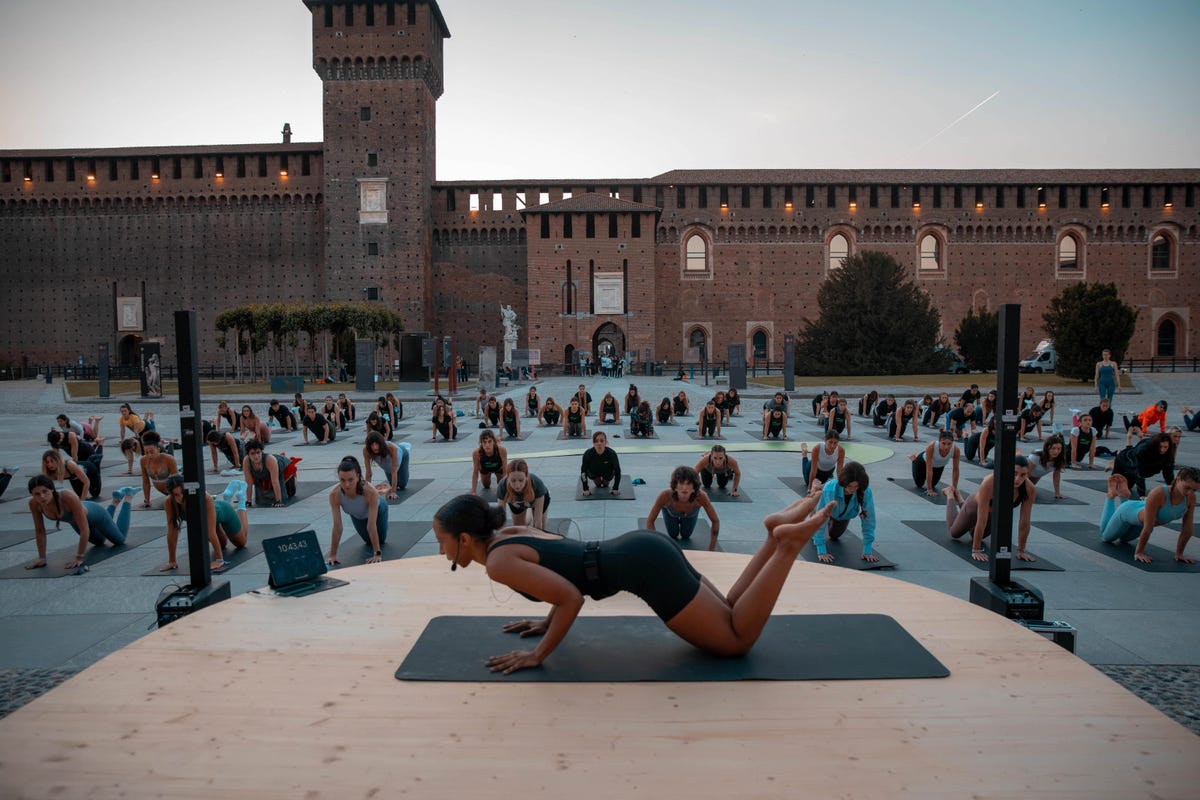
{"left": 25, "top": 477, "right": 135, "bottom": 571}
{"left": 909, "top": 430, "right": 960, "bottom": 497}
{"left": 301, "top": 405, "right": 337, "bottom": 445}
{"left": 497, "top": 459, "right": 551, "bottom": 529}
{"left": 326, "top": 456, "right": 388, "bottom": 566}
{"left": 1100, "top": 468, "right": 1199, "bottom": 563}
{"left": 802, "top": 430, "right": 844, "bottom": 495}
{"left": 945, "top": 456, "right": 1037, "bottom": 563}
{"left": 580, "top": 432, "right": 621, "bottom": 496}
{"left": 695, "top": 444, "right": 741, "bottom": 496}
{"left": 363, "top": 431, "right": 411, "bottom": 500}
{"left": 646, "top": 466, "right": 720, "bottom": 551}
{"left": 812, "top": 462, "right": 879, "bottom": 564}
{"left": 160, "top": 475, "right": 249, "bottom": 572}
{"left": 432, "top": 492, "right": 837, "bottom": 674}
{"left": 242, "top": 439, "right": 300, "bottom": 507}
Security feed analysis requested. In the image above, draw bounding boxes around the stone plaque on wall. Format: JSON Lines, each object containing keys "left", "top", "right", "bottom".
{"left": 358, "top": 178, "right": 388, "bottom": 225}
{"left": 478, "top": 346, "right": 497, "bottom": 388}
{"left": 117, "top": 297, "right": 143, "bottom": 332}
{"left": 593, "top": 274, "right": 623, "bottom": 315}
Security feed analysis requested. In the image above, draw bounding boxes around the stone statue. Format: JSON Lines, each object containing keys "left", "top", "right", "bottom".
{"left": 500, "top": 304, "right": 519, "bottom": 339}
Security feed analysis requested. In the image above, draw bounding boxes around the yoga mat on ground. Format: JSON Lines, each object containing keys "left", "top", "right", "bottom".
{"left": 777, "top": 476, "right": 815, "bottom": 496}
{"left": 1, "top": 526, "right": 162, "bottom": 579}
{"left": 426, "top": 434, "right": 463, "bottom": 443}
{"left": 1067, "top": 479, "right": 1114, "bottom": 494}
{"left": 801, "top": 532, "right": 895, "bottom": 570}
{"left": 1035, "top": 521, "right": 1198, "bottom": 573}
{"left": 0, "top": 529, "right": 34, "bottom": 549}
{"left": 139, "top": 523, "right": 301, "bottom": 576}
{"left": 743, "top": 430, "right": 791, "bottom": 442}
{"left": 638, "top": 519, "right": 722, "bottom": 552}
{"left": 701, "top": 487, "right": 751, "bottom": 503}
{"left": 902, "top": 520, "right": 1064, "bottom": 571}
{"left": 396, "top": 614, "right": 949, "bottom": 682}
{"left": 498, "top": 430, "right": 533, "bottom": 442}
{"left": 1033, "top": 491, "right": 1087, "bottom": 506}
{"left": 556, "top": 432, "right": 591, "bottom": 442}
{"left": 475, "top": 486, "right": 498, "bottom": 502}
{"left": 331, "top": 521, "right": 434, "bottom": 567}
{"left": 886, "top": 476, "right": 951, "bottom": 504}
{"left": 531, "top": 517, "right": 576, "bottom": 537}
{"left": 252, "top": 481, "right": 332, "bottom": 507}
{"left": 574, "top": 485, "right": 635, "bottom": 501}
{"left": 686, "top": 430, "right": 725, "bottom": 441}
{"left": 381, "top": 477, "right": 434, "bottom": 505}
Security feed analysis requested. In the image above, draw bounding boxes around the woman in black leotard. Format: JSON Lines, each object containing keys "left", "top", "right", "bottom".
{"left": 562, "top": 398, "right": 586, "bottom": 438}
{"left": 432, "top": 404, "right": 458, "bottom": 442}
{"left": 697, "top": 400, "right": 721, "bottom": 438}
{"left": 499, "top": 398, "right": 521, "bottom": 441}
{"left": 471, "top": 430, "right": 508, "bottom": 494}
{"left": 433, "top": 492, "right": 837, "bottom": 674}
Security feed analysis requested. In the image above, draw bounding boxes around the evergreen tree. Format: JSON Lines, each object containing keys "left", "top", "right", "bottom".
{"left": 796, "top": 251, "right": 946, "bottom": 375}
{"left": 954, "top": 307, "right": 998, "bottom": 372}
{"left": 1043, "top": 282, "right": 1137, "bottom": 380}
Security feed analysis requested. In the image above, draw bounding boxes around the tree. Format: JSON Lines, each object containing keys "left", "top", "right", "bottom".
{"left": 954, "top": 307, "right": 998, "bottom": 372}
{"left": 1042, "top": 282, "right": 1137, "bottom": 380}
{"left": 795, "top": 251, "right": 947, "bottom": 375}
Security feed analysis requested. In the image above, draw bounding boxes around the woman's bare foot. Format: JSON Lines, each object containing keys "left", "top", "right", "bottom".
{"left": 773, "top": 501, "right": 837, "bottom": 549}
{"left": 942, "top": 486, "right": 965, "bottom": 504}
{"left": 158, "top": 562, "right": 178, "bottom": 572}
{"left": 763, "top": 495, "right": 819, "bottom": 534}
{"left": 1107, "top": 474, "right": 1130, "bottom": 499}
{"left": 799, "top": 443, "right": 809, "bottom": 458}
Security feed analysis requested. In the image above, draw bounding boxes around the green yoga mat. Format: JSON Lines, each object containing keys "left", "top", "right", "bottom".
{"left": 396, "top": 614, "right": 950, "bottom": 682}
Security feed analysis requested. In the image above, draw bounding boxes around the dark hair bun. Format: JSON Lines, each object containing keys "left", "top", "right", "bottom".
{"left": 488, "top": 504, "right": 507, "bottom": 531}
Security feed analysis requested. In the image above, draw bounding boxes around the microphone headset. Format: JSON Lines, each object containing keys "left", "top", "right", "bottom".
{"left": 450, "top": 538, "right": 460, "bottom": 571}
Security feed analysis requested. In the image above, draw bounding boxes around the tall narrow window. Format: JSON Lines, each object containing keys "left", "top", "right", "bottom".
{"left": 685, "top": 234, "right": 707, "bottom": 272}
{"left": 407, "top": 2, "right": 416, "bottom": 24}
{"left": 564, "top": 260, "right": 574, "bottom": 314}
{"left": 1158, "top": 319, "right": 1177, "bottom": 356}
{"left": 870, "top": 185, "right": 879, "bottom": 208}
{"left": 588, "top": 260, "right": 595, "bottom": 315}
{"left": 1143, "top": 186, "right": 1152, "bottom": 207}
{"left": 515, "top": 192, "right": 525, "bottom": 209}
{"left": 324, "top": 5, "right": 333, "bottom": 27}
{"left": 1122, "top": 186, "right": 1131, "bottom": 208}
{"left": 919, "top": 235, "right": 941, "bottom": 270}
{"left": 608, "top": 213, "right": 618, "bottom": 238}
{"left": 563, "top": 215, "right": 573, "bottom": 238}
{"left": 1079, "top": 186, "right": 1088, "bottom": 208}
{"left": 585, "top": 213, "right": 595, "bottom": 238}
{"left": 540, "top": 215, "right": 549, "bottom": 239}
{"left": 805, "top": 186, "right": 815, "bottom": 208}
{"left": 469, "top": 192, "right": 479, "bottom": 211}
{"left": 1058, "top": 236, "right": 1078, "bottom": 270}
{"left": 257, "top": 155, "right": 267, "bottom": 177}
{"left": 539, "top": 191, "right": 550, "bottom": 205}
{"left": 827, "top": 186, "right": 836, "bottom": 208}
{"left": 752, "top": 331, "right": 768, "bottom": 362}
{"left": 236, "top": 155, "right": 246, "bottom": 178}
{"left": 677, "top": 186, "right": 686, "bottom": 208}
{"left": 109, "top": 160, "right": 118, "bottom": 180}
{"left": 1016, "top": 186, "right": 1025, "bottom": 208}
{"left": 995, "top": 186, "right": 1005, "bottom": 208}
{"left": 741, "top": 186, "right": 750, "bottom": 208}
{"left": 719, "top": 186, "right": 729, "bottom": 208}
{"left": 492, "top": 192, "right": 503, "bottom": 211}
{"left": 129, "top": 158, "right": 139, "bottom": 180}
{"left": 194, "top": 157, "right": 203, "bottom": 179}
{"left": 954, "top": 186, "right": 963, "bottom": 208}
{"left": 632, "top": 186, "right": 642, "bottom": 203}
{"left": 386, "top": 2, "right": 396, "bottom": 25}
{"left": 763, "top": 186, "right": 772, "bottom": 208}
{"left": 934, "top": 185, "right": 943, "bottom": 208}
{"left": 632, "top": 213, "right": 641, "bottom": 238}
{"left": 698, "top": 186, "right": 707, "bottom": 208}
{"left": 446, "top": 190, "right": 456, "bottom": 212}
{"left": 828, "top": 234, "right": 849, "bottom": 271}
{"left": 890, "top": 186, "right": 900, "bottom": 208}
{"left": 365, "top": 3, "right": 374, "bottom": 25}
{"left": 172, "top": 157, "right": 182, "bottom": 179}
{"left": 344, "top": 4, "right": 353, "bottom": 25}
{"left": 1151, "top": 234, "right": 1172, "bottom": 270}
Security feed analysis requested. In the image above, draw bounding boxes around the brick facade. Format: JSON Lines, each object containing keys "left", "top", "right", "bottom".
{"left": 1, "top": 1, "right": 1197, "bottom": 370}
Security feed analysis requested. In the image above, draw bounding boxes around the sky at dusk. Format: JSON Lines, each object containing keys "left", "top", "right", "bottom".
{"left": 1, "top": 0, "right": 1197, "bottom": 180}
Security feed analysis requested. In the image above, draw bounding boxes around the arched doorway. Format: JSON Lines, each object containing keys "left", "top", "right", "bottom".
{"left": 1157, "top": 319, "right": 1177, "bottom": 357}
{"left": 688, "top": 327, "right": 708, "bottom": 362}
{"left": 564, "top": 344, "right": 575, "bottom": 374}
{"left": 118, "top": 334, "right": 142, "bottom": 368}
{"left": 592, "top": 322, "right": 625, "bottom": 362}
{"left": 752, "top": 330, "right": 768, "bottom": 364}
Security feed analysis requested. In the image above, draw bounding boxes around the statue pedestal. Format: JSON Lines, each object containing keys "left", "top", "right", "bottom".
{"left": 503, "top": 334, "right": 517, "bottom": 368}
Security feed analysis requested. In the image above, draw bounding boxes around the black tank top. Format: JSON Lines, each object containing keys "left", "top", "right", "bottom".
{"left": 479, "top": 449, "right": 503, "bottom": 473}
{"left": 568, "top": 409, "right": 582, "bottom": 424}
{"left": 486, "top": 535, "right": 615, "bottom": 602}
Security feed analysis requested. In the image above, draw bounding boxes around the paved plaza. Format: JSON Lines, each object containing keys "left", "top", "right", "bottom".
{"left": 0, "top": 371, "right": 1197, "bottom": 735}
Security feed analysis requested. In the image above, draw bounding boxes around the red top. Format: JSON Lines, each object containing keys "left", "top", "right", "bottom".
{"left": 1136, "top": 404, "right": 1167, "bottom": 432}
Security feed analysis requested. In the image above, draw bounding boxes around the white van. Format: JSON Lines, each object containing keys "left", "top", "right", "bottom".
{"left": 1019, "top": 340, "right": 1056, "bottom": 373}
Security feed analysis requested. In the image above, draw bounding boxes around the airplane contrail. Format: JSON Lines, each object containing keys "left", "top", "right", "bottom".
{"left": 910, "top": 90, "right": 1000, "bottom": 155}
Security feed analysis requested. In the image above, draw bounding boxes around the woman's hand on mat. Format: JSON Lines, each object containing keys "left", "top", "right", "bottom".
{"left": 861, "top": 553, "right": 880, "bottom": 563}
{"left": 65, "top": 556, "right": 84, "bottom": 570}
{"left": 365, "top": 553, "right": 382, "bottom": 564}
{"left": 485, "top": 649, "right": 542, "bottom": 674}
{"left": 817, "top": 553, "right": 835, "bottom": 563}
{"left": 1134, "top": 551, "right": 1152, "bottom": 564}
{"left": 1015, "top": 550, "right": 1037, "bottom": 562}
{"left": 971, "top": 549, "right": 989, "bottom": 563}
{"left": 1175, "top": 554, "right": 1196, "bottom": 564}
{"left": 24, "top": 559, "right": 47, "bottom": 570}
{"left": 502, "top": 618, "right": 548, "bottom": 638}
{"left": 926, "top": 489, "right": 938, "bottom": 497}
{"left": 325, "top": 552, "right": 340, "bottom": 566}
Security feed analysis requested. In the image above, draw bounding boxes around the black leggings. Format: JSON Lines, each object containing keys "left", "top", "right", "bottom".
{"left": 601, "top": 532, "right": 703, "bottom": 621}
{"left": 700, "top": 469, "right": 731, "bottom": 489}
{"left": 888, "top": 414, "right": 913, "bottom": 439}
{"left": 910, "top": 455, "right": 944, "bottom": 490}
{"left": 701, "top": 418, "right": 717, "bottom": 437}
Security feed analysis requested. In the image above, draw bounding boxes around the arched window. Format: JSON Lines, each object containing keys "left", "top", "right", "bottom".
{"left": 919, "top": 234, "right": 941, "bottom": 270}
{"left": 752, "top": 330, "right": 768, "bottom": 362}
{"left": 1157, "top": 319, "right": 1177, "bottom": 357}
{"left": 688, "top": 328, "right": 708, "bottom": 361}
{"left": 1058, "top": 235, "right": 1078, "bottom": 270}
{"left": 1151, "top": 234, "right": 1172, "bottom": 270}
{"left": 828, "top": 233, "right": 849, "bottom": 271}
{"left": 685, "top": 234, "right": 707, "bottom": 271}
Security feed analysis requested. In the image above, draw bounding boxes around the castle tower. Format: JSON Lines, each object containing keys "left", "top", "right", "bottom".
{"left": 305, "top": 0, "right": 450, "bottom": 330}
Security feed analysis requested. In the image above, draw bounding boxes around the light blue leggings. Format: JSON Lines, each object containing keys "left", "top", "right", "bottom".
{"left": 1099, "top": 497, "right": 1145, "bottom": 544}
{"left": 69, "top": 501, "right": 131, "bottom": 546}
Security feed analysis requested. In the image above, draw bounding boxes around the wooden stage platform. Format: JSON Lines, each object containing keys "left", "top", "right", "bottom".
{"left": 1, "top": 554, "right": 1197, "bottom": 799}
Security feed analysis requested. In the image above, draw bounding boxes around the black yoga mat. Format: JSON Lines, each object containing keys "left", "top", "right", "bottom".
{"left": 1036, "top": 521, "right": 1198, "bottom": 573}
{"left": 351, "top": 433, "right": 411, "bottom": 444}
{"left": 638, "top": 519, "right": 722, "bottom": 552}
{"left": 574, "top": 485, "right": 635, "bottom": 501}
{"left": 251, "top": 481, "right": 332, "bottom": 507}
{"left": 801, "top": 532, "right": 895, "bottom": 570}
{"left": 777, "top": 476, "right": 816, "bottom": 496}
{"left": 381, "top": 477, "right": 434, "bottom": 505}
{"left": 138, "top": 522, "right": 303, "bottom": 576}
{"left": 396, "top": 614, "right": 949, "bottom": 682}
{"left": 498, "top": 430, "right": 533, "bottom": 442}
{"left": 0, "top": 525, "right": 36, "bottom": 548}
{"left": 743, "top": 430, "right": 791, "bottom": 442}
{"left": 330, "top": 521, "right": 434, "bottom": 567}
{"left": 530, "top": 517, "right": 576, "bottom": 537}
{"left": 702, "top": 487, "right": 751, "bottom": 503}
{"left": 902, "top": 520, "right": 1064, "bottom": 571}
{"left": 886, "top": 476, "right": 952, "bottom": 505}
{"left": 1, "top": 526, "right": 162, "bottom": 579}
{"left": 556, "top": 431, "right": 591, "bottom": 441}
{"left": 686, "top": 430, "right": 725, "bottom": 441}
{"left": 1066, "top": 479, "right": 1113, "bottom": 494}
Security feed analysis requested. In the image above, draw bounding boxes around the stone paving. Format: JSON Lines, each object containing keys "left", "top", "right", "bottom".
{"left": 0, "top": 370, "right": 1198, "bottom": 736}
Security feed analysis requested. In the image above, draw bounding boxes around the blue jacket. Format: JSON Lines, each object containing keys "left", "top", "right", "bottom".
{"left": 814, "top": 481, "right": 876, "bottom": 555}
